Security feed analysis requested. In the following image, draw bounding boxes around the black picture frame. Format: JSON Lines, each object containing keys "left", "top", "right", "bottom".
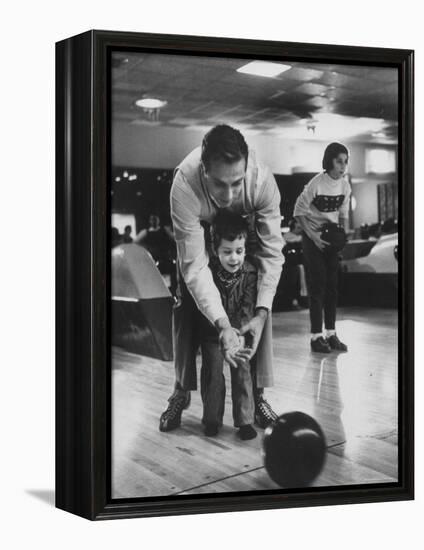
{"left": 56, "top": 29, "right": 414, "bottom": 520}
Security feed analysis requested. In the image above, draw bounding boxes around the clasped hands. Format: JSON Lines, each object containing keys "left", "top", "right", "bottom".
{"left": 218, "top": 312, "right": 267, "bottom": 368}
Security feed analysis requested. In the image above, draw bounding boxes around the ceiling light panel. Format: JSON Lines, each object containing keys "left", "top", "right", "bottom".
{"left": 237, "top": 61, "right": 291, "bottom": 78}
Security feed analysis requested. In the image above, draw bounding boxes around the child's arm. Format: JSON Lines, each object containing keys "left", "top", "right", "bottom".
{"left": 238, "top": 269, "right": 260, "bottom": 353}
{"left": 252, "top": 167, "right": 284, "bottom": 313}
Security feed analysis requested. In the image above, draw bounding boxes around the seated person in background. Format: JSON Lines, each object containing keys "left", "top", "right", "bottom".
{"left": 122, "top": 225, "right": 133, "bottom": 243}
{"left": 198, "top": 211, "right": 258, "bottom": 440}
{"left": 134, "top": 214, "right": 174, "bottom": 256}
{"left": 284, "top": 218, "right": 303, "bottom": 245}
{"left": 135, "top": 214, "right": 177, "bottom": 294}
{"left": 122, "top": 225, "right": 133, "bottom": 244}
{"left": 282, "top": 219, "right": 307, "bottom": 310}
{"left": 111, "top": 226, "right": 123, "bottom": 248}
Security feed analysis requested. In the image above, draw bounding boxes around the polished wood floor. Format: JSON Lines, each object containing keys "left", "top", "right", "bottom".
{"left": 111, "top": 307, "right": 398, "bottom": 498}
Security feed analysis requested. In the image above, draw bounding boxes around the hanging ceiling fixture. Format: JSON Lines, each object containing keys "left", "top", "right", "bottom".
{"left": 306, "top": 118, "right": 318, "bottom": 134}
{"left": 135, "top": 97, "right": 168, "bottom": 121}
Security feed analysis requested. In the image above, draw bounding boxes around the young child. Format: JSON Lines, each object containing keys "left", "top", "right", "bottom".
{"left": 198, "top": 211, "right": 258, "bottom": 440}
{"left": 294, "top": 142, "right": 351, "bottom": 353}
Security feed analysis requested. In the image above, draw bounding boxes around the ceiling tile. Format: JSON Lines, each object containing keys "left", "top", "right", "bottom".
{"left": 111, "top": 53, "right": 399, "bottom": 138}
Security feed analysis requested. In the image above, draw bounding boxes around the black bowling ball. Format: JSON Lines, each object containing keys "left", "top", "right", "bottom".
{"left": 282, "top": 242, "right": 303, "bottom": 266}
{"left": 263, "top": 411, "right": 326, "bottom": 488}
{"left": 320, "top": 223, "right": 347, "bottom": 252}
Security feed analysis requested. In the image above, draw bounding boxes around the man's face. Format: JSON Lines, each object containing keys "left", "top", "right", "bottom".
{"left": 216, "top": 236, "right": 246, "bottom": 273}
{"left": 203, "top": 158, "right": 246, "bottom": 208}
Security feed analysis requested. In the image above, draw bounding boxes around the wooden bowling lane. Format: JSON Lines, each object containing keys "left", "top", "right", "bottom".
{"left": 112, "top": 307, "right": 398, "bottom": 498}
{"left": 180, "top": 448, "right": 397, "bottom": 494}
{"left": 112, "top": 349, "right": 266, "bottom": 498}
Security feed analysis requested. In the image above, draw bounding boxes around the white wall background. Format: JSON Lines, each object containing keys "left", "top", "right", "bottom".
{"left": 113, "top": 122, "right": 389, "bottom": 177}
{"left": 113, "top": 124, "right": 396, "bottom": 227}
{"left": 1, "top": 1, "right": 422, "bottom": 549}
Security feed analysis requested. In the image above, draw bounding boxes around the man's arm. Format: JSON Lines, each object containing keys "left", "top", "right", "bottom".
{"left": 239, "top": 170, "right": 284, "bottom": 355}
{"left": 253, "top": 168, "right": 285, "bottom": 310}
{"left": 171, "top": 172, "right": 227, "bottom": 324}
{"left": 171, "top": 173, "right": 241, "bottom": 367}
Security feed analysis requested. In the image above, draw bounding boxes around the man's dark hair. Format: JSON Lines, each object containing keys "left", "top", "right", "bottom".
{"left": 322, "top": 142, "right": 349, "bottom": 172}
{"left": 211, "top": 210, "right": 249, "bottom": 251}
{"left": 201, "top": 125, "right": 248, "bottom": 171}
{"left": 124, "top": 225, "right": 132, "bottom": 233}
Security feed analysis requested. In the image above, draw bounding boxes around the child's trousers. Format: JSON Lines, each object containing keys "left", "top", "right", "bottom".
{"left": 200, "top": 334, "right": 254, "bottom": 428}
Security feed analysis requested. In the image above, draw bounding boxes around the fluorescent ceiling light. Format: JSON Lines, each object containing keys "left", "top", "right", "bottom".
{"left": 135, "top": 98, "right": 167, "bottom": 109}
{"left": 237, "top": 61, "right": 291, "bottom": 78}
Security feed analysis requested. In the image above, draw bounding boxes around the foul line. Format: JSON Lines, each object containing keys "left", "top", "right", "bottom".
{"left": 172, "top": 465, "right": 265, "bottom": 495}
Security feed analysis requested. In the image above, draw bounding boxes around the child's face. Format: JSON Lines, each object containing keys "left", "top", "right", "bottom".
{"left": 217, "top": 236, "right": 246, "bottom": 273}
{"left": 329, "top": 153, "right": 349, "bottom": 178}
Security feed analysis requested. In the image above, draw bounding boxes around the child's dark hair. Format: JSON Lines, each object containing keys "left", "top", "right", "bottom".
{"left": 211, "top": 211, "right": 248, "bottom": 251}
{"left": 201, "top": 125, "right": 248, "bottom": 171}
{"left": 322, "top": 142, "right": 349, "bottom": 172}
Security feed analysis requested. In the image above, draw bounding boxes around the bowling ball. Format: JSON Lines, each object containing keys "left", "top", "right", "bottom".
{"left": 320, "top": 223, "right": 347, "bottom": 252}
{"left": 263, "top": 412, "right": 326, "bottom": 488}
{"left": 282, "top": 242, "right": 303, "bottom": 266}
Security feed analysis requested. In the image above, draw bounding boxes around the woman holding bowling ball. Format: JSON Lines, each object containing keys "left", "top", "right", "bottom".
{"left": 294, "top": 142, "right": 351, "bottom": 353}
